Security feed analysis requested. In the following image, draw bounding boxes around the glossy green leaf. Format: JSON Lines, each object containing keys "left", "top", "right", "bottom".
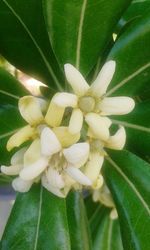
{"left": 0, "top": 0, "right": 64, "bottom": 90}
{"left": 0, "top": 67, "right": 29, "bottom": 105}
{"left": 0, "top": 105, "right": 25, "bottom": 165}
{"left": 107, "top": 13, "right": 150, "bottom": 97}
{"left": 103, "top": 150, "right": 150, "bottom": 250}
{"left": 43, "top": 0, "right": 131, "bottom": 75}
{"left": 66, "top": 191, "right": 92, "bottom": 250}
{"left": 1, "top": 184, "right": 71, "bottom": 250}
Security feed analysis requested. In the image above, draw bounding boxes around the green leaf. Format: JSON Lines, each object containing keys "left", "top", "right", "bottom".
{"left": 93, "top": 212, "right": 123, "bottom": 250}
{"left": 66, "top": 191, "right": 92, "bottom": 250}
{"left": 43, "top": 0, "right": 131, "bottom": 75}
{"left": 0, "top": 0, "right": 64, "bottom": 90}
{"left": 0, "top": 173, "right": 13, "bottom": 185}
{"left": 0, "top": 67, "right": 29, "bottom": 105}
{"left": 0, "top": 105, "right": 25, "bottom": 165}
{"left": 103, "top": 150, "right": 150, "bottom": 250}
{"left": 107, "top": 13, "right": 150, "bottom": 97}
{"left": 1, "top": 184, "right": 71, "bottom": 250}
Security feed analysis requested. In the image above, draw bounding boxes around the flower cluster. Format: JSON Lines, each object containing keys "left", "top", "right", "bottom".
{"left": 1, "top": 61, "right": 135, "bottom": 198}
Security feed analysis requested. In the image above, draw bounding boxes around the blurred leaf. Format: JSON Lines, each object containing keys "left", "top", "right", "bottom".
{"left": 104, "top": 150, "right": 150, "bottom": 250}
{"left": 0, "top": 67, "right": 29, "bottom": 105}
{"left": 67, "top": 191, "right": 92, "bottom": 250}
{"left": 1, "top": 184, "right": 71, "bottom": 250}
{"left": 43, "top": 0, "right": 131, "bottom": 75}
{"left": 0, "top": 0, "right": 64, "bottom": 90}
{"left": 107, "top": 13, "right": 150, "bottom": 97}
{"left": 0, "top": 173, "right": 13, "bottom": 185}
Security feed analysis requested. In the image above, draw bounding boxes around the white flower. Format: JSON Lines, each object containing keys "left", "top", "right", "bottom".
{"left": 50, "top": 61, "right": 135, "bottom": 136}
{"left": 1, "top": 127, "right": 91, "bottom": 197}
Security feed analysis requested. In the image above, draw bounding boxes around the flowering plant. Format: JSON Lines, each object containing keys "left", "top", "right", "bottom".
{"left": 0, "top": 1, "right": 150, "bottom": 249}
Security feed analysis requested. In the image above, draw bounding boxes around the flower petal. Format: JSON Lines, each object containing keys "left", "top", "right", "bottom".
{"left": 20, "top": 157, "right": 48, "bottom": 180}
{"left": 106, "top": 126, "right": 126, "bottom": 150}
{"left": 41, "top": 127, "right": 61, "bottom": 156}
{"left": 52, "top": 92, "right": 78, "bottom": 108}
{"left": 53, "top": 127, "right": 80, "bottom": 148}
{"left": 99, "top": 97, "right": 135, "bottom": 115}
{"left": 1, "top": 165, "right": 22, "bottom": 175}
{"left": 90, "top": 61, "right": 116, "bottom": 97}
{"left": 12, "top": 177, "right": 33, "bottom": 192}
{"left": 46, "top": 167, "right": 65, "bottom": 189}
{"left": 85, "top": 113, "right": 110, "bottom": 141}
{"left": 42, "top": 174, "right": 65, "bottom": 198}
{"left": 64, "top": 64, "right": 89, "bottom": 96}
{"left": 19, "top": 96, "right": 44, "bottom": 125}
{"left": 11, "top": 147, "right": 27, "bottom": 165}
{"left": 7, "top": 125, "right": 36, "bottom": 151}
{"left": 69, "top": 109, "right": 83, "bottom": 134}
{"left": 24, "top": 139, "right": 41, "bottom": 166}
{"left": 63, "top": 142, "right": 89, "bottom": 167}
{"left": 65, "top": 166, "right": 92, "bottom": 186}
{"left": 45, "top": 101, "right": 65, "bottom": 127}
{"left": 84, "top": 152, "right": 104, "bottom": 183}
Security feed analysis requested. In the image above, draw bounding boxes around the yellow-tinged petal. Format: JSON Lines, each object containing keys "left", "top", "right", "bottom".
{"left": 110, "top": 208, "right": 118, "bottom": 220}
{"left": 11, "top": 147, "right": 27, "bottom": 165}
{"left": 99, "top": 96, "right": 135, "bottom": 115}
{"left": 90, "top": 61, "right": 116, "bottom": 97}
{"left": 7, "top": 125, "right": 36, "bottom": 151}
{"left": 19, "top": 96, "right": 44, "bottom": 125}
{"left": 69, "top": 109, "right": 83, "bottom": 134}
{"left": 65, "top": 166, "right": 92, "bottom": 186}
{"left": 53, "top": 127, "right": 80, "bottom": 148}
{"left": 52, "top": 92, "right": 78, "bottom": 108}
{"left": 45, "top": 101, "right": 65, "bottom": 127}
{"left": 106, "top": 126, "right": 126, "bottom": 150}
{"left": 64, "top": 64, "right": 89, "bottom": 96}
{"left": 46, "top": 168, "right": 65, "bottom": 188}
{"left": 42, "top": 174, "right": 65, "bottom": 198}
{"left": 85, "top": 113, "right": 110, "bottom": 141}
{"left": 24, "top": 138, "right": 41, "bottom": 166}
{"left": 1, "top": 165, "right": 22, "bottom": 175}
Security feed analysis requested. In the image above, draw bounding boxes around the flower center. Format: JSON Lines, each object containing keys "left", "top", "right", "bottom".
{"left": 49, "top": 152, "right": 67, "bottom": 171}
{"left": 79, "top": 96, "right": 95, "bottom": 113}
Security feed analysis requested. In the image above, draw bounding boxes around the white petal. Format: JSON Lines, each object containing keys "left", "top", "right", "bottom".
{"left": 11, "top": 147, "right": 27, "bottom": 165}
{"left": 64, "top": 64, "right": 89, "bottom": 96}
{"left": 69, "top": 109, "right": 83, "bottom": 134}
{"left": 63, "top": 142, "right": 89, "bottom": 167}
{"left": 19, "top": 96, "right": 44, "bottom": 125}
{"left": 24, "top": 139, "right": 41, "bottom": 166}
{"left": 65, "top": 166, "right": 92, "bottom": 186}
{"left": 46, "top": 167, "right": 65, "bottom": 189}
{"left": 90, "top": 61, "right": 116, "bottom": 97}
{"left": 45, "top": 101, "right": 65, "bottom": 127}
{"left": 41, "top": 127, "right": 61, "bottom": 156}
{"left": 1, "top": 165, "right": 22, "bottom": 175}
{"left": 106, "top": 126, "right": 126, "bottom": 150}
{"left": 42, "top": 174, "right": 65, "bottom": 198}
{"left": 99, "top": 97, "right": 135, "bottom": 115}
{"left": 85, "top": 113, "right": 110, "bottom": 141}
{"left": 110, "top": 208, "right": 118, "bottom": 220}
{"left": 84, "top": 152, "right": 104, "bottom": 183}
{"left": 12, "top": 177, "right": 33, "bottom": 192}
{"left": 52, "top": 92, "right": 78, "bottom": 108}
{"left": 20, "top": 157, "right": 48, "bottom": 180}
{"left": 53, "top": 127, "right": 80, "bottom": 148}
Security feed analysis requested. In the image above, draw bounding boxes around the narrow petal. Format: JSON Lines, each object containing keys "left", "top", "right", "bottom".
{"left": 7, "top": 125, "right": 36, "bottom": 151}
{"left": 110, "top": 208, "right": 118, "bottom": 220}
{"left": 12, "top": 177, "right": 33, "bottom": 192}
{"left": 99, "top": 97, "right": 135, "bottom": 115}
{"left": 63, "top": 142, "right": 89, "bottom": 167}
{"left": 52, "top": 92, "right": 78, "bottom": 108}
{"left": 84, "top": 152, "right": 104, "bottom": 183}
{"left": 69, "top": 109, "right": 83, "bottom": 134}
{"left": 90, "top": 61, "right": 116, "bottom": 97}
{"left": 19, "top": 96, "right": 44, "bottom": 125}
{"left": 11, "top": 147, "right": 27, "bottom": 165}
{"left": 53, "top": 127, "right": 80, "bottom": 148}
{"left": 106, "top": 126, "right": 126, "bottom": 150}
{"left": 64, "top": 64, "right": 89, "bottom": 96}
{"left": 65, "top": 166, "right": 92, "bottom": 186}
{"left": 41, "top": 127, "right": 61, "bottom": 156}
{"left": 46, "top": 168, "right": 65, "bottom": 188}
{"left": 85, "top": 113, "right": 110, "bottom": 141}
{"left": 1, "top": 165, "right": 22, "bottom": 175}
{"left": 45, "top": 101, "right": 65, "bottom": 127}
{"left": 24, "top": 139, "right": 41, "bottom": 166}
{"left": 42, "top": 174, "right": 65, "bottom": 198}
{"left": 20, "top": 157, "right": 48, "bottom": 180}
